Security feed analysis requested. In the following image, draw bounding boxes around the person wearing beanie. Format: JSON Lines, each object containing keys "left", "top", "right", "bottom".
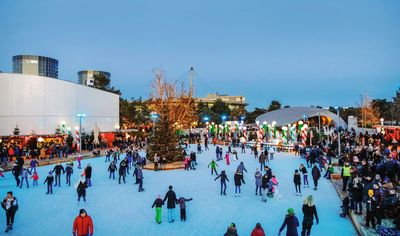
{"left": 224, "top": 223, "right": 238, "bottom": 236}
{"left": 177, "top": 196, "right": 193, "bottom": 221}
{"left": 251, "top": 222, "right": 266, "bottom": 236}
{"left": 279, "top": 208, "right": 299, "bottom": 236}
{"left": 1, "top": 191, "right": 18, "bottom": 233}
{"left": 151, "top": 195, "right": 164, "bottom": 224}
{"left": 215, "top": 170, "right": 229, "bottom": 195}
{"left": 44, "top": 171, "right": 54, "bottom": 194}
{"left": 72, "top": 209, "right": 94, "bottom": 236}
{"left": 77, "top": 180, "right": 88, "bottom": 203}
{"left": 163, "top": 185, "right": 178, "bottom": 223}
{"left": 365, "top": 189, "right": 377, "bottom": 229}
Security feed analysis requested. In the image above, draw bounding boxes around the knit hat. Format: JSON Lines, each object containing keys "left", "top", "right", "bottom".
{"left": 287, "top": 208, "right": 295, "bottom": 215}
{"left": 79, "top": 209, "right": 87, "bottom": 215}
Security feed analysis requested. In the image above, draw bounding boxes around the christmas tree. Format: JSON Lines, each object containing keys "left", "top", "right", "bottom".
{"left": 147, "top": 106, "right": 183, "bottom": 162}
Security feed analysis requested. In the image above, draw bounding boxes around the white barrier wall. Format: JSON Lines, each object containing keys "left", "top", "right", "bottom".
{"left": 0, "top": 73, "right": 119, "bottom": 135}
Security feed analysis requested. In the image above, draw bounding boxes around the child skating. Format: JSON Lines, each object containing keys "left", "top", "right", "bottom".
{"left": 208, "top": 159, "right": 218, "bottom": 175}
{"left": 177, "top": 196, "right": 193, "bottom": 221}
{"left": 151, "top": 195, "right": 164, "bottom": 224}
{"left": 31, "top": 172, "right": 39, "bottom": 187}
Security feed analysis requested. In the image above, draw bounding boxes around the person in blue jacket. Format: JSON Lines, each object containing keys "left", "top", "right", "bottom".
{"left": 278, "top": 208, "right": 299, "bottom": 236}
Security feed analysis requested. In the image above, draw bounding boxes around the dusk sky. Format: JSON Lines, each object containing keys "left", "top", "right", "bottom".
{"left": 1, "top": 0, "right": 399, "bottom": 109}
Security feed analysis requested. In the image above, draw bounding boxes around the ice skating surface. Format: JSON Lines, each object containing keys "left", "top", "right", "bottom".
{"left": 0, "top": 146, "right": 357, "bottom": 236}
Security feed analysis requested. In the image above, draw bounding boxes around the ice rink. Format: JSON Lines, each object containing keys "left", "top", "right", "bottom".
{"left": 0, "top": 145, "right": 357, "bottom": 235}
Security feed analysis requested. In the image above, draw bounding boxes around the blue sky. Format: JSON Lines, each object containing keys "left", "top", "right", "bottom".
{"left": 0, "top": 0, "right": 399, "bottom": 109}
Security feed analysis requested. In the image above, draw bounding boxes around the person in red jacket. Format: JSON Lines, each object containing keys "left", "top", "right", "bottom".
{"left": 251, "top": 223, "right": 266, "bottom": 236}
{"left": 73, "top": 209, "right": 94, "bottom": 236}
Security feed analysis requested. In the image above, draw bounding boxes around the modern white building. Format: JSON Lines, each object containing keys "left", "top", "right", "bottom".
{"left": 0, "top": 73, "right": 119, "bottom": 136}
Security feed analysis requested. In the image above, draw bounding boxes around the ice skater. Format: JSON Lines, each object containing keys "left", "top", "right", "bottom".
{"left": 12, "top": 164, "right": 21, "bottom": 187}
{"left": 225, "top": 152, "right": 230, "bottom": 165}
{"left": 29, "top": 158, "right": 39, "bottom": 173}
{"left": 118, "top": 161, "right": 127, "bottom": 184}
{"left": 77, "top": 155, "right": 82, "bottom": 169}
{"left": 84, "top": 164, "right": 92, "bottom": 187}
{"left": 234, "top": 170, "right": 245, "bottom": 197}
{"left": 108, "top": 161, "right": 117, "bottom": 179}
{"left": 208, "top": 159, "right": 219, "bottom": 175}
{"left": 31, "top": 171, "right": 39, "bottom": 187}
{"left": 177, "top": 196, "right": 193, "bottom": 221}
{"left": 163, "top": 185, "right": 178, "bottom": 223}
{"left": 77, "top": 180, "right": 88, "bottom": 203}
{"left": 215, "top": 170, "right": 229, "bottom": 195}
{"left": 151, "top": 195, "right": 164, "bottom": 224}
{"left": 44, "top": 171, "right": 54, "bottom": 194}
{"left": 72, "top": 209, "right": 94, "bottom": 236}
{"left": 311, "top": 164, "right": 320, "bottom": 190}
{"left": 19, "top": 166, "right": 31, "bottom": 189}
{"left": 294, "top": 169, "right": 302, "bottom": 196}
{"left": 53, "top": 162, "right": 65, "bottom": 187}
{"left": 278, "top": 208, "right": 299, "bottom": 236}
{"left": 134, "top": 166, "right": 145, "bottom": 192}
{"left": 2, "top": 191, "right": 18, "bottom": 233}
{"left": 301, "top": 195, "right": 319, "bottom": 236}
{"left": 300, "top": 164, "right": 309, "bottom": 188}
{"left": 65, "top": 163, "right": 73, "bottom": 186}
{"left": 255, "top": 168, "right": 262, "bottom": 195}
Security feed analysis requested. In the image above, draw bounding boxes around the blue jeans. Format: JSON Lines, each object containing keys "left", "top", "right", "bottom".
{"left": 235, "top": 186, "right": 241, "bottom": 194}
{"left": 167, "top": 208, "right": 175, "bottom": 222}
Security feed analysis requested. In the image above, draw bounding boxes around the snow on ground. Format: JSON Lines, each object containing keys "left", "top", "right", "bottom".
{"left": 0, "top": 145, "right": 357, "bottom": 236}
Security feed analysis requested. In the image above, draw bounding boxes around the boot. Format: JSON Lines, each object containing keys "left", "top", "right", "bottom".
{"left": 5, "top": 225, "right": 10, "bottom": 233}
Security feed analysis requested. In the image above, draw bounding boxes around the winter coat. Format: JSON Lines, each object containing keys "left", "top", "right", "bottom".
{"left": 135, "top": 168, "right": 143, "bottom": 179}
{"left": 163, "top": 190, "right": 178, "bottom": 209}
{"left": 302, "top": 204, "right": 319, "bottom": 224}
{"left": 224, "top": 226, "right": 238, "bottom": 236}
{"left": 279, "top": 215, "right": 299, "bottom": 236}
{"left": 259, "top": 153, "right": 266, "bottom": 163}
{"left": 152, "top": 198, "right": 164, "bottom": 208}
{"left": 53, "top": 165, "right": 65, "bottom": 175}
{"left": 30, "top": 160, "right": 39, "bottom": 168}
{"left": 215, "top": 172, "right": 229, "bottom": 183}
{"left": 262, "top": 173, "right": 269, "bottom": 188}
{"left": 234, "top": 173, "right": 245, "bottom": 186}
{"left": 44, "top": 175, "right": 54, "bottom": 185}
{"left": 12, "top": 165, "right": 22, "bottom": 176}
{"left": 311, "top": 166, "right": 320, "bottom": 180}
{"left": 21, "top": 168, "right": 31, "bottom": 178}
{"left": 250, "top": 227, "right": 266, "bottom": 236}
{"left": 237, "top": 163, "right": 247, "bottom": 173}
{"left": 77, "top": 182, "right": 87, "bottom": 195}
{"left": 177, "top": 197, "right": 192, "bottom": 209}
{"left": 31, "top": 173, "right": 39, "bottom": 180}
{"left": 208, "top": 161, "right": 218, "bottom": 169}
{"left": 85, "top": 166, "right": 92, "bottom": 178}
{"left": 255, "top": 171, "right": 262, "bottom": 186}
{"left": 349, "top": 182, "right": 363, "bottom": 202}
{"left": 108, "top": 163, "right": 117, "bottom": 172}
{"left": 1, "top": 197, "right": 18, "bottom": 212}
{"left": 66, "top": 166, "right": 73, "bottom": 175}
{"left": 300, "top": 166, "right": 308, "bottom": 175}
{"left": 73, "top": 215, "right": 94, "bottom": 236}
{"left": 293, "top": 173, "right": 301, "bottom": 185}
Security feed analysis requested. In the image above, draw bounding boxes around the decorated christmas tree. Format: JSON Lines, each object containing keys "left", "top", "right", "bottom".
{"left": 147, "top": 106, "right": 182, "bottom": 162}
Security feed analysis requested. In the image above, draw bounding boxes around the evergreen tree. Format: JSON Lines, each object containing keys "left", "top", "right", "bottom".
{"left": 393, "top": 87, "right": 400, "bottom": 123}
{"left": 147, "top": 106, "right": 183, "bottom": 162}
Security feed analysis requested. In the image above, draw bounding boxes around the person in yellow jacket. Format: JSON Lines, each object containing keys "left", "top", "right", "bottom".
{"left": 341, "top": 162, "right": 351, "bottom": 192}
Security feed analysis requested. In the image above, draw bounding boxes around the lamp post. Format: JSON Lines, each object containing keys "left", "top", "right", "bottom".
{"left": 150, "top": 112, "right": 159, "bottom": 136}
{"left": 76, "top": 113, "right": 86, "bottom": 154}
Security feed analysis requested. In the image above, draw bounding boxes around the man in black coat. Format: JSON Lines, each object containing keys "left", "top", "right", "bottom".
{"left": 84, "top": 164, "right": 92, "bottom": 187}
{"left": 163, "top": 185, "right": 178, "bottom": 223}
{"left": 53, "top": 163, "right": 65, "bottom": 187}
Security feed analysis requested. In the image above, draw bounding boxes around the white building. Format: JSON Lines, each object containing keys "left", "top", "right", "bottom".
{"left": 0, "top": 73, "right": 119, "bottom": 136}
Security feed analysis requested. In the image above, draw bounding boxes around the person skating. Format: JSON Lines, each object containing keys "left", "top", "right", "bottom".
{"left": 259, "top": 152, "right": 266, "bottom": 170}
{"left": 224, "top": 223, "right": 238, "bottom": 236}
{"left": 65, "top": 163, "right": 74, "bottom": 186}
{"left": 163, "top": 185, "right": 178, "bottom": 223}
{"left": 134, "top": 166, "right": 145, "bottom": 192}
{"left": 11, "top": 164, "right": 21, "bottom": 187}
{"left": 268, "top": 175, "right": 279, "bottom": 198}
{"left": 31, "top": 171, "right": 39, "bottom": 187}
{"left": 44, "top": 171, "right": 54, "bottom": 194}
{"left": 208, "top": 159, "right": 218, "bottom": 175}
{"left": 1, "top": 191, "right": 18, "bottom": 233}
{"left": 77, "top": 154, "right": 82, "bottom": 169}
{"left": 299, "top": 164, "right": 309, "bottom": 188}
{"left": 72, "top": 209, "right": 94, "bottom": 236}
{"left": 151, "top": 195, "right": 164, "bottom": 224}
{"left": 177, "top": 196, "right": 193, "bottom": 221}
{"left": 236, "top": 162, "right": 248, "bottom": 175}
{"left": 118, "top": 160, "right": 127, "bottom": 184}
{"left": 53, "top": 163, "right": 65, "bottom": 187}
{"left": 255, "top": 168, "right": 262, "bottom": 195}
{"left": 77, "top": 180, "right": 88, "bottom": 203}
{"left": 215, "top": 170, "right": 229, "bottom": 195}
{"left": 301, "top": 195, "right": 319, "bottom": 236}
{"left": 278, "top": 208, "right": 299, "bottom": 236}
{"left": 294, "top": 169, "right": 301, "bottom": 196}
{"left": 19, "top": 165, "right": 31, "bottom": 189}
{"left": 250, "top": 223, "right": 266, "bottom": 236}
{"left": 311, "top": 164, "right": 320, "bottom": 190}
{"left": 261, "top": 172, "right": 269, "bottom": 202}
{"left": 108, "top": 161, "right": 117, "bottom": 179}
{"left": 225, "top": 152, "right": 230, "bottom": 165}
{"left": 84, "top": 164, "right": 92, "bottom": 187}
{"left": 29, "top": 158, "right": 39, "bottom": 173}
{"left": 234, "top": 170, "right": 245, "bottom": 197}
